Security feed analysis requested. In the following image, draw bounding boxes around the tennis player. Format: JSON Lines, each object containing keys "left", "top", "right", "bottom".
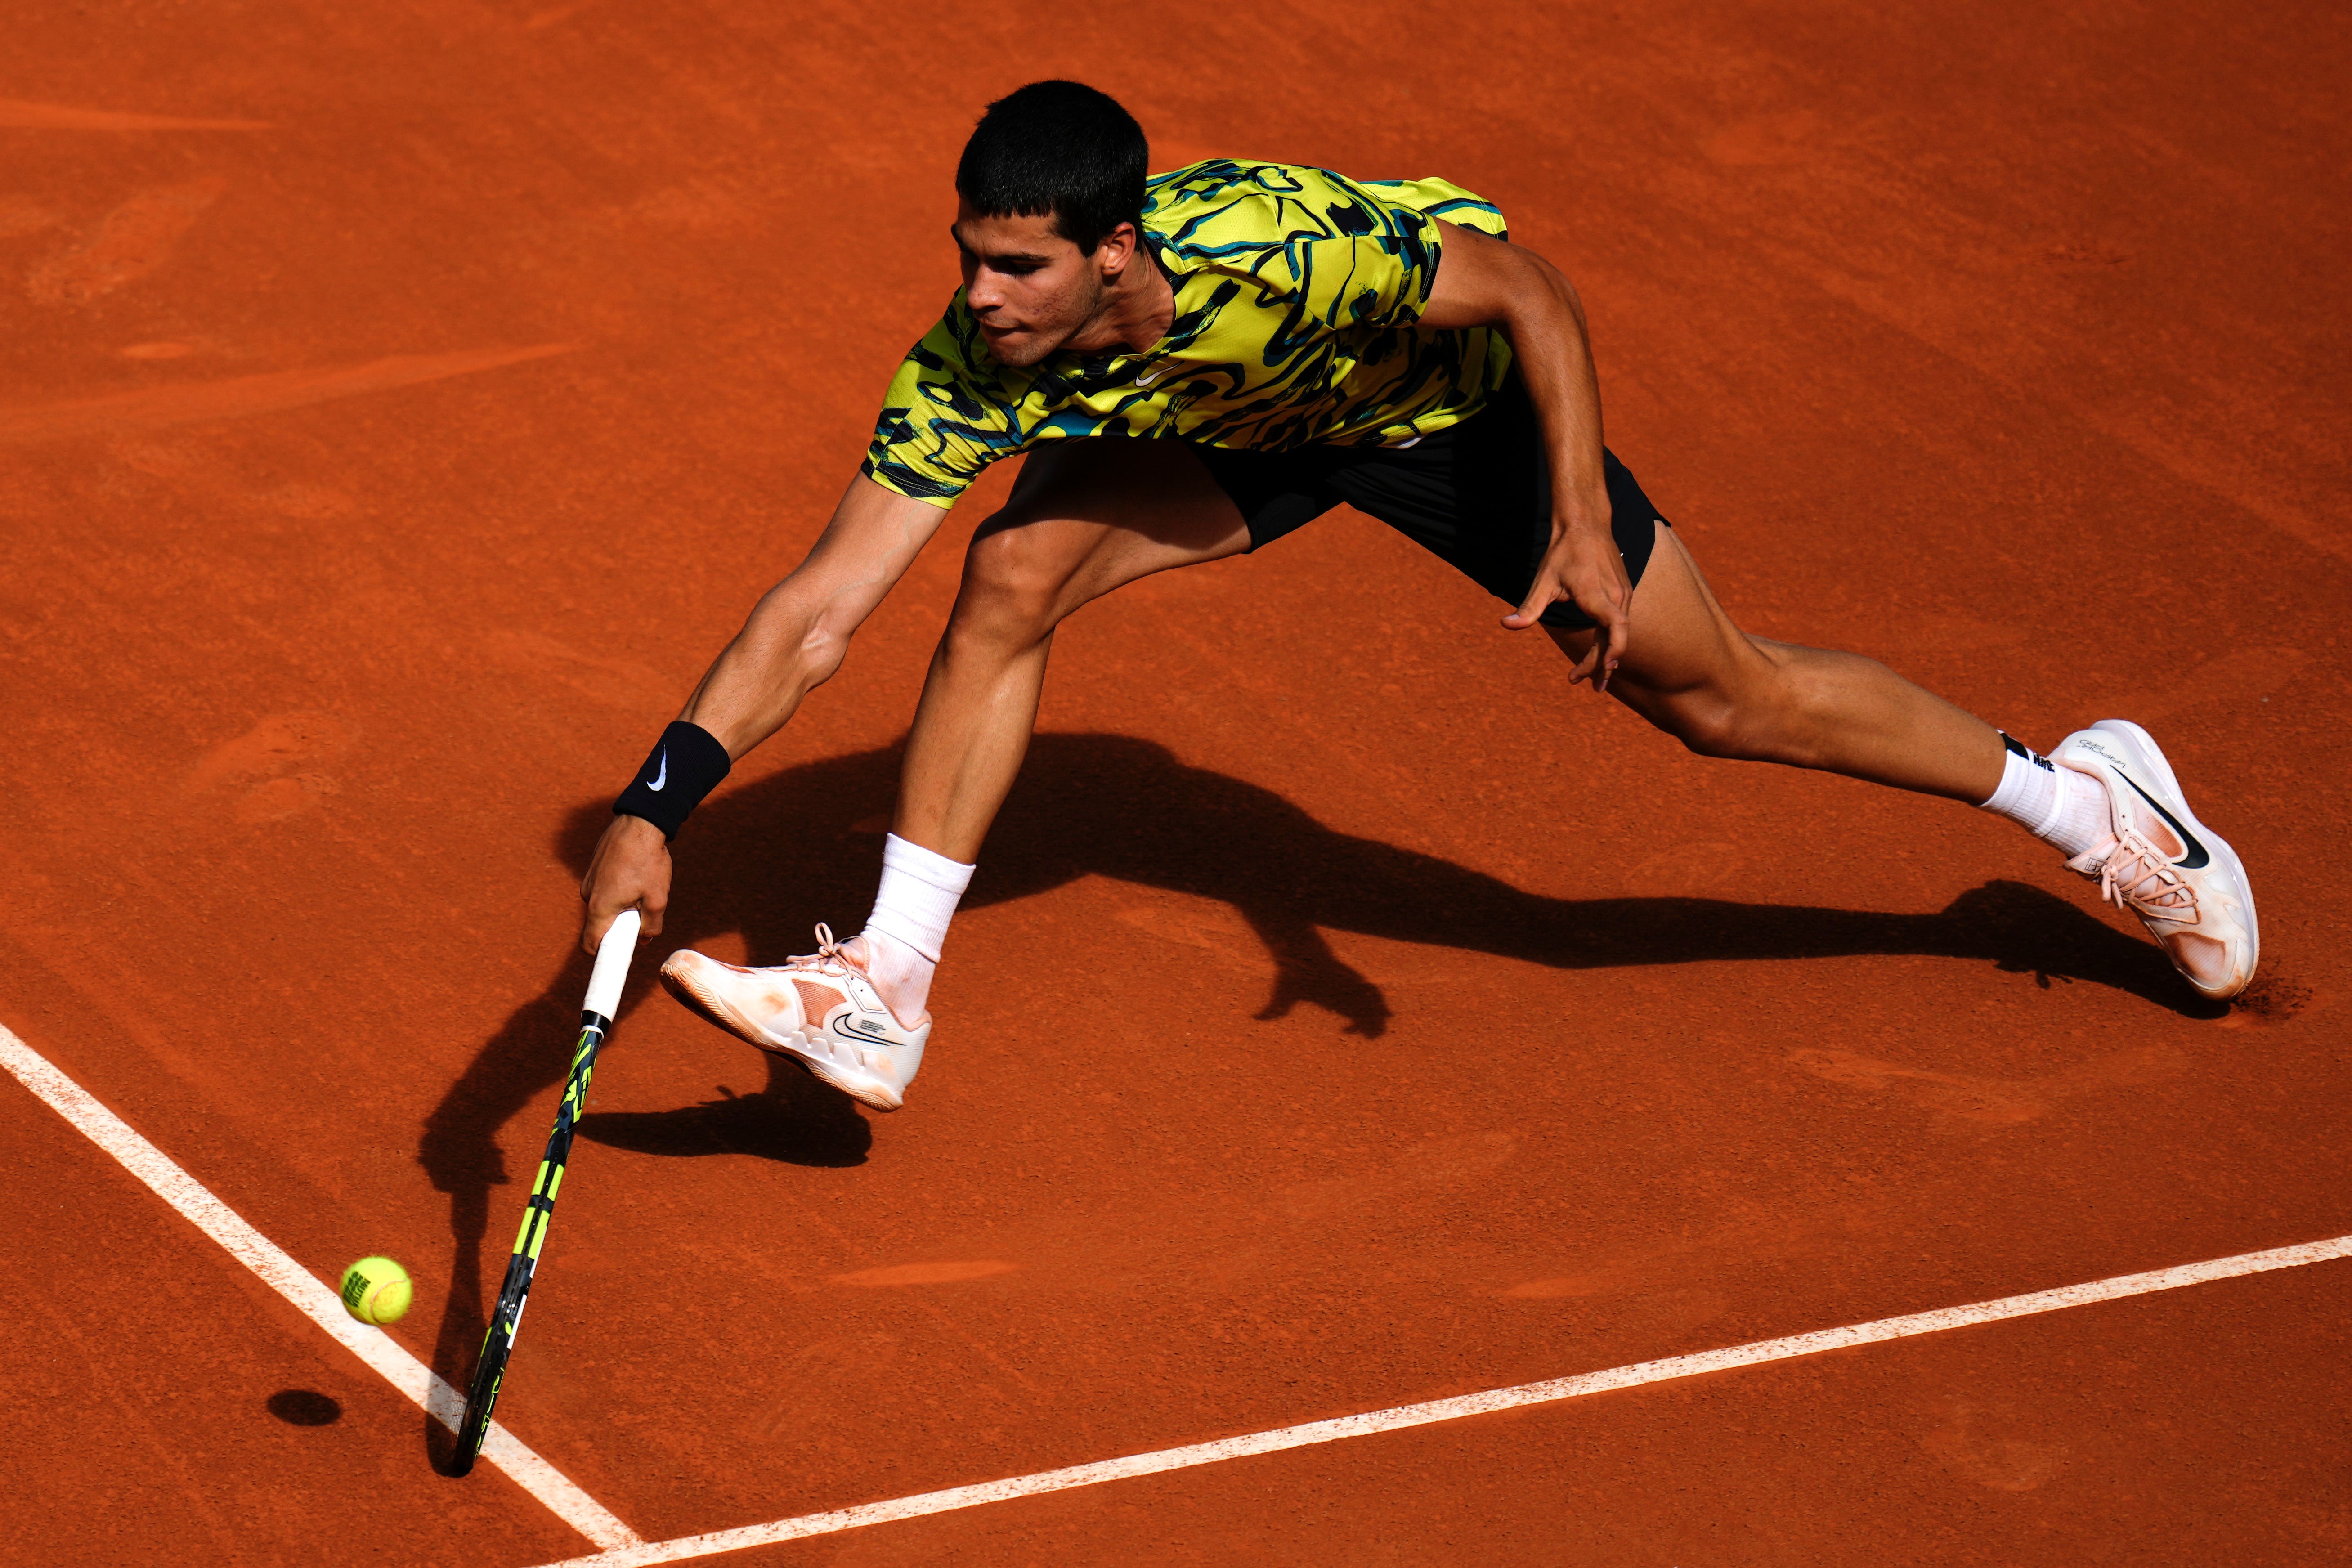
{"left": 583, "top": 81, "right": 2256, "bottom": 1111}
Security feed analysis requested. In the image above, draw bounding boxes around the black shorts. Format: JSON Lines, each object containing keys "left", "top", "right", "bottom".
{"left": 1184, "top": 375, "right": 1668, "bottom": 630}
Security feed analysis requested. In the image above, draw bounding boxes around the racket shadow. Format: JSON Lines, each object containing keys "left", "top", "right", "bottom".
{"left": 413, "top": 729, "right": 2213, "bottom": 1465}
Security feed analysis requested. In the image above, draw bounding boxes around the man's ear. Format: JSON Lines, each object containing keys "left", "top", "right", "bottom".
{"left": 1097, "top": 220, "right": 1141, "bottom": 278}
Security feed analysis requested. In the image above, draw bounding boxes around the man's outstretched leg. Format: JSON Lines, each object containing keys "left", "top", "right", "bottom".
{"left": 1546, "top": 522, "right": 2258, "bottom": 997}
{"left": 660, "top": 438, "right": 1250, "bottom": 1109}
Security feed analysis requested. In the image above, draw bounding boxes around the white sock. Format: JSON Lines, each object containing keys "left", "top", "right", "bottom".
{"left": 853, "top": 833, "right": 974, "bottom": 1022}
{"left": 1980, "top": 735, "right": 2110, "bottom": 860}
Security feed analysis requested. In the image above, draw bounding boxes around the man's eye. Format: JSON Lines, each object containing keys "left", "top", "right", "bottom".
{"left": 999, "top": 261, "right": 1042, "bottom": 276}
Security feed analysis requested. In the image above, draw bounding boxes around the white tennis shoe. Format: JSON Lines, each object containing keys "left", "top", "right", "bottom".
{"left": 2052, "top": 720, "right": 2258, "bottom": 1000}
{"left": 660, "top": 925, "right": 929, "bottom": 1111}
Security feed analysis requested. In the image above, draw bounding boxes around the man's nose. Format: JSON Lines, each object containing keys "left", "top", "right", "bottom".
{"left": 966, "top": 267, "right": 1005, "bottom": 312}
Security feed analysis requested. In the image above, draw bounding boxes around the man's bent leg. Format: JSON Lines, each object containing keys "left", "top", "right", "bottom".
{"left": 896, "top": 438, "right": 1251, "bottom": 861}
{"left": 659, "top": 440, "right": 1249, "bottom": 1102}
{"left": 842, "top": 439, "right": 1249, "bottom": 1024}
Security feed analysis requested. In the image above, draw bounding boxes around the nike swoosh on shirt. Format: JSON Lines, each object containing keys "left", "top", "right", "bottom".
{"left": 646, "top": 751, "right": 668, "bottom": 791}
{"left": 2118, "top": 772, "right": 2209, "bottom": 870}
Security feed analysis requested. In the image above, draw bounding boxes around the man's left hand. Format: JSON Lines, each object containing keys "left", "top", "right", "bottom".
{"left": 1502, "top": 512, "right": 1631, "bottom": 689}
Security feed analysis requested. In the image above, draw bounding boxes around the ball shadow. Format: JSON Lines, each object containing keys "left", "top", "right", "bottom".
{"left": 265, "top": 1389, "right": 344, "bottom": 1427}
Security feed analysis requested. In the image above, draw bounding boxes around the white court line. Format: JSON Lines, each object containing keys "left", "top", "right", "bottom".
{"left": 12, "top": 1008, "right": 2345, "bottom": 1568}
{"left": 0, "top": 1023, "right": 643, "bottom": 1553}
{"left": 531, "top": 1230, "right": 2352, "bottom": 1568}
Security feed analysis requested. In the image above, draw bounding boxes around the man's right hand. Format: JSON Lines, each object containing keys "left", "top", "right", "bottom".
{"left": 581, "top": 813, "right": 671, "bottom": 954}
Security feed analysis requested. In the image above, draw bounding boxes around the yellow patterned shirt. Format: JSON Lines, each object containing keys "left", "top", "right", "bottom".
{"left": 862, "top": 161, "right": 1514, "bottom": 506}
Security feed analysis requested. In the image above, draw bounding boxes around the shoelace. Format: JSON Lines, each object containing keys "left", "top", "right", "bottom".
{"left": 789, "top": 922, "right": 852, "bottom": 968}
{"left": 2091, "top": 827, "right": 2200, "bottom": 926}
{"left": 786, "top": 923, "right": 906, "bottom": 1053}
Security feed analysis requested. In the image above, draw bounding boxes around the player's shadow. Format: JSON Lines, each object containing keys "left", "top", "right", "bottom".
{"left": 414, "top": 729, "right": 2215, "bottom": 1465}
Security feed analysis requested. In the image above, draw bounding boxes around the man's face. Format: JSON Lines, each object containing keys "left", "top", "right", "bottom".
{"left": 953, "top": 202, "right": 1113, "bottom": 367}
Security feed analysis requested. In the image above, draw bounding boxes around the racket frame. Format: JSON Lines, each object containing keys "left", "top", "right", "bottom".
{"left": 452, "top": 909, "right": 638, "bottom": 1474}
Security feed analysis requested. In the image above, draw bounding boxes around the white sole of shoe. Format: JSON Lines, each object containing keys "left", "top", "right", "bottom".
{"left": 2090, "top": 719, "right": 2261, "bottom": 996}
{"left": 659, "top": 955, "right": 906, "bottom": 1113}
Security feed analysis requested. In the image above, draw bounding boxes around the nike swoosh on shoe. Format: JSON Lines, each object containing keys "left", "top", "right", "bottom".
{"left": 2116, "top": 772, "right": 2209, "bottom": 870}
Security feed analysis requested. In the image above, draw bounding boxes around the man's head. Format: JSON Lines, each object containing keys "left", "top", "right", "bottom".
{"left": 953, "top": 81, "right": 1150, "bottom": 366}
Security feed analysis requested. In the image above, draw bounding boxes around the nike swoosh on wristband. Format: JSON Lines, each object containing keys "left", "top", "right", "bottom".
{"left": 2119, "top": 772, "right": 2209, "bottom": 870}
{"left": 646, "top": 752, "right": 668, "bottom": 791}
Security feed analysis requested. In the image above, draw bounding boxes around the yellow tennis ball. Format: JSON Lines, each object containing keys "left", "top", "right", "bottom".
{"left": 339, "top": 1256, "right": 413, "bottom": 1325}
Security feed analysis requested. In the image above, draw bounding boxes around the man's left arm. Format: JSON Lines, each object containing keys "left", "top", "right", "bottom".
{"left": 1419, "top": 220, "right": 1628, "bottom": 687}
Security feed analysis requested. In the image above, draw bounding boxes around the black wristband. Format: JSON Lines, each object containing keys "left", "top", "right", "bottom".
{"left": 613, "top": 721, "right": 732, "bottom": 840}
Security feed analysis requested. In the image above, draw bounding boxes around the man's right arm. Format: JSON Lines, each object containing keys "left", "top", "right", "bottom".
{"left": 580, "top": 474, "right": 952, "bottom": 950}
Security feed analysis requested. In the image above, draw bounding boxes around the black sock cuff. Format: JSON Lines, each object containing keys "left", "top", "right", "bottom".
{"left": 614, "top": 721, "right": 732, "bottom": 839}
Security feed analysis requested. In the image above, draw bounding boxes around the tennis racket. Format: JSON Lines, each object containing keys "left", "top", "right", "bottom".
{"left": 452, "top": 908, "right": 640, "bottom": 1475}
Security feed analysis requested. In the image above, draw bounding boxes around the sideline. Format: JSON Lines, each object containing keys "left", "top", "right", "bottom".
{"left": 0, "top": 1023, "right": 643, "bottom": 1553}
{"left": 530, "top": 1232, "right": 2352, "bottom": 1567}
{"left": 10, "top": 1013, "right": 2344, "bottom": 1568}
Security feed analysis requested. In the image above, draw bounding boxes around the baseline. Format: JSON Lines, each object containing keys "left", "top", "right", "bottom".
{"left": 0, "top": 1022, "right": 643, "bottom": 1553}
{"left": 533, "top": 1231, "right": 2352, "bottom": 1567}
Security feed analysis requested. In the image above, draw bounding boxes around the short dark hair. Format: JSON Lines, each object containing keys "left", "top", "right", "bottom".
{"left": 955, "top": 81, "right": 1148, "bottom": 255}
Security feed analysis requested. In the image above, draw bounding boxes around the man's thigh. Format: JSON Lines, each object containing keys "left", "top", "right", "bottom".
{"left": 1545, "top": 522, "right": 1776, "bottom": 710}
{"left": 971, "top": 438, "right": 1250, "bottom": 618}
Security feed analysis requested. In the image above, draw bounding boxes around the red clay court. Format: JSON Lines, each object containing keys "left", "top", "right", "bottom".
{"left": 4, "top": 2, "right": 2348, "bottom": 1563}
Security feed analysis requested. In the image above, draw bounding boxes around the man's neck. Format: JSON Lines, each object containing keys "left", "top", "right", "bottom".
{"left": 1063, "top": 248, "right": 1176, "bottom": 358}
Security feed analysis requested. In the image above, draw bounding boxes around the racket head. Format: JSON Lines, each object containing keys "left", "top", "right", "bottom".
{"left": 452, "top": 1334, "right": 509, "bottom": 1473}
{"left": 453, "top": 1266, "right": 527, "bottom": 1475}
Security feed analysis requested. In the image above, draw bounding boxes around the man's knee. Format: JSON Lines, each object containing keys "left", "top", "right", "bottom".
{"left": 950, "top": 517, "right": 1075, "bottom": 645}
{"left": 1661, "top": 691, "right": 1760, "bottom": 760}
{"left": 1652, "top": 660, "right": 1831, "bottom": 763}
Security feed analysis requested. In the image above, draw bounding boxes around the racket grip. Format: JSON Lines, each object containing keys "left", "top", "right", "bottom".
{"left": 584, "top": 909, "right": 641, "bottom": 1019}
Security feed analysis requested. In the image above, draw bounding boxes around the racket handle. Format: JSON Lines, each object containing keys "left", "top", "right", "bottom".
{"left": 584, "top": 909, "right": 641, "bottom": 1019}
